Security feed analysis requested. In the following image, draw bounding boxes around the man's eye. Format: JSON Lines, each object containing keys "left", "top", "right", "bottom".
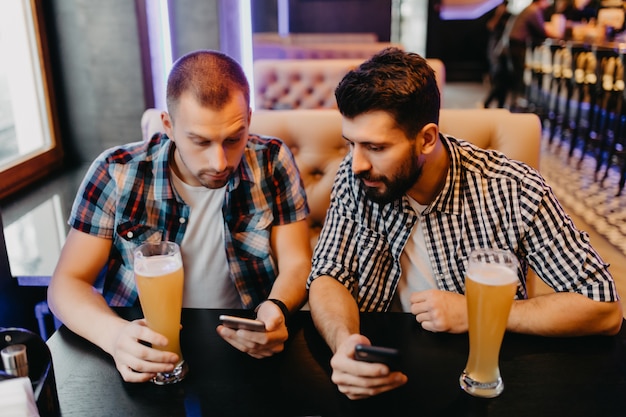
{"left": 189, "top": 136, "right": 209, "bottom": 146}
{"left": 368, "top": 145, "right": 383, "bottom": 152}
{"left": 225, "top": 137, "right": 241, "bottom": 145}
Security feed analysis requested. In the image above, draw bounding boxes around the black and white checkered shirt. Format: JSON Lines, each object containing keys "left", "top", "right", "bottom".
{"left": 307, "top": 134, "right": 618, "bottom": 312}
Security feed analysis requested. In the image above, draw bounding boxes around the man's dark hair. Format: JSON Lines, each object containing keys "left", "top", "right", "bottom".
{"left": 166, "top": 50, "right": 250, "bottom": 118}
{"left": 335, "top": 47, "right": 440, "bottom": 139}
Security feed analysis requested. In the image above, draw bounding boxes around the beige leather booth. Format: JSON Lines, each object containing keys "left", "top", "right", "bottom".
{"left": 253, "top": 59, "right": 361, "bottom": 110}
{"left": 253, "top": 58, "right": 446, "bottom": 110}
{"left": 141, "top": 107, "right": 546, "bottom": 295}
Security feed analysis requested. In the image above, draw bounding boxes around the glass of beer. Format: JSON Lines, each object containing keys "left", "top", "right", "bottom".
{"left": 459, "top": 248, "right": 518, "bottom": 398}
{"left": 133, "top": 241, "right": 188, "bottom": 385}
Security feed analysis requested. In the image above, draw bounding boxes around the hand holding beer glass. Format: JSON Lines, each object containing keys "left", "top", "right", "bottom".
{"left": 134, "top": 241, "right": 188, "bottom": 385}
{"left": 460, "top": 248, "right": 518, "bottom": 398}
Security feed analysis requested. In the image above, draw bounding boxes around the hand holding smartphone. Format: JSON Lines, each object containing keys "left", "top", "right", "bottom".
{"left": 219, "top": 315, "right": 266, "bottom": 332}
{"left": 354, "top": 344, "right": 400, "bottom": 370}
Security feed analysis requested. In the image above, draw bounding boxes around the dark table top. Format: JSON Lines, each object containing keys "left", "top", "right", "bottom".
{"left": 47, "top": 308, "right": 626, "bottom": 417}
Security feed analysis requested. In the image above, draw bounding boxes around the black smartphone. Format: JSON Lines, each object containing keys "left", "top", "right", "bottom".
{"left": 354, "top": 344, "right": 400, "bottom": 370}
{"left": 219, "top": 315, "right": 266, "bottom": 332}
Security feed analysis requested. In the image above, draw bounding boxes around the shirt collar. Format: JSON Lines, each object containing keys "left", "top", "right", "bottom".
{"left": 423, "top": 134, "right": 463, "bottom": 216}
{"left": 153, "top": 134, "right": 178, "bottom": 201}
{"left": 152, "top": 134, "right": 257, "bottom": 198}
{"left": 226, "top": 139, "right": 258, "bottom": 192}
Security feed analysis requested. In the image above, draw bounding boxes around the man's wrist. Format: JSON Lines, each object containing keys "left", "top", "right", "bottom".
{"left": 256, "top": 298, "right": 290, "bottom": 322}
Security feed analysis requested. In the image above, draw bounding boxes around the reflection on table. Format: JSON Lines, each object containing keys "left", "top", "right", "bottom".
{"left": 47, "top": 308, "right": 626, "bottom": 417}
{"left": 4, "top": 194, "right": 66, "bottom": 281}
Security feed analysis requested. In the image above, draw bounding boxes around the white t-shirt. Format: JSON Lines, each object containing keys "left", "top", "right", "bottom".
{"left": 393, "top": 195, "right": 437, "bottom": 312}
{"left": 171, "top": 172, "right": 240, "bottom": 308}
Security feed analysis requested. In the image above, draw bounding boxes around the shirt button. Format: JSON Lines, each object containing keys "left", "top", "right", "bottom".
{"left": 179, "top": 217, "right": 186, "bottom": 224}
{"left": 127, "top": 231, "right": 134, "bottom": 239}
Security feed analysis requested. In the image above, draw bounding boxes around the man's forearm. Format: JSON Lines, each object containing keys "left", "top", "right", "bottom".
{"left": 268, "top": 219, "right": 311, "bottom": 313}
{"left": 309, "top": 276, "right": 361, "bottom": 352}
{"left": 508, "top": 292, "right": 623, "bottom": 336}
{"left": 47, "top": 278, "right": 128, "bottom": 355}
{"left": 267, "top": 259, "right": 310, "bottom": 314}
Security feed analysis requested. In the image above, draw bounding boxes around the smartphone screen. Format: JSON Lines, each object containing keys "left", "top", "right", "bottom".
{"left": 354, "top": 344, "right": 400, "bottom": 370}
{"left": 219, "top": 315, "right": 266, "bottom": 332}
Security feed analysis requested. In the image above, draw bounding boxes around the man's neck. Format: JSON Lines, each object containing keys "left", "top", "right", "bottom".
{"left": 406, "top": 139, "right": 449, "bottom": 205}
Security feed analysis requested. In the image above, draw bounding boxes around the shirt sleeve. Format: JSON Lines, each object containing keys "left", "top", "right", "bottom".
{"left": 522, "top": 179, "right": 619, "bottom": 302}
{"left": 68, "top": 154, "right": 117, "bottom": 238}
{"left": 270, "top": 141, "right": 310, "bottom": 225}
{"left": 307, "top": 157, "right": 360, "bottom": 294}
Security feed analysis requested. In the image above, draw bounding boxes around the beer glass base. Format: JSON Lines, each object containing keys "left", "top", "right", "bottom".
{"left": 152, "top": 360, "right": 188, "bottom": 385}
{"left": 459, "top": 371, "right": 503, "bottom": 398}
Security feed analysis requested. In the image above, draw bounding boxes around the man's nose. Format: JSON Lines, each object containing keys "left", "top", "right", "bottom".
{"left": 208, "top": 145, "right": 228, "bottom": 172}
{"left": 351, "top": 145, "right": 371, "bottom": 175}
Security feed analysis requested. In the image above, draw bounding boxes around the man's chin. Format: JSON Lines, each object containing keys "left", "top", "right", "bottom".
{"left": 364, "top": 188, "right": 395, "bottom": 205}
{"left": 199, "top": 172, "right": 231, "bottom": 189}
{"left": 199, "top": 178, "right": 229, "bottom": 189}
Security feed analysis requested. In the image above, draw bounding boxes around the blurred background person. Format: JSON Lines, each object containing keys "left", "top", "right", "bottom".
{"left": 562, "top": 0, "right": 599, "bottom": 23}
{"left": 484, "top": 0, "right": 513, "bottom": 108}
{"left": 506, "top": 0, "right": 558, "bottom": 110}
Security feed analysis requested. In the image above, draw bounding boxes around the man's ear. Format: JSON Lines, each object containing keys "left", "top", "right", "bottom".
{"left": 161, "top": 111, "right": 173, "bottom": 137}
{"left": 420, "top": 123, "right": 439, "bottom": 155}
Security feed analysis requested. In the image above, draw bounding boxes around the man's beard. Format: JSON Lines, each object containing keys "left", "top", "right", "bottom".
{"left": 197, "top": 167, "right": 234, "bottom": 189}
{"left": 357, "top": 155, "right": 422, "bottom": 205}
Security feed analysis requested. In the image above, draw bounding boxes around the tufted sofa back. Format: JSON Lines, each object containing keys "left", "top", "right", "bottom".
{"left": 253, "top": 59, "right": 361, "bottom": 110}
{"left": 253, "top": 58, "right": 446, "bottom": 110}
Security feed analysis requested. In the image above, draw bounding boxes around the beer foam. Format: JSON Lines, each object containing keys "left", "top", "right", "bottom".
{"left": 134, "top": 256, "right": 182, "bottom": 276}
{"left": 467, "top": 264, "right": 517, "bottom": 286}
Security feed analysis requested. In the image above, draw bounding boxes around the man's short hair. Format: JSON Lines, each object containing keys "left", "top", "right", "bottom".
{"left": 335, "top": 47, "right": 440, "bottom": 139}
{"left": 166, "top": 50, "right": 250, "bottom": 118}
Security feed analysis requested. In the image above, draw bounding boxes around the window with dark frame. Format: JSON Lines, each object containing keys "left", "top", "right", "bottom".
{"left": 0, "top": 0, "right": 63, "bottom": 200}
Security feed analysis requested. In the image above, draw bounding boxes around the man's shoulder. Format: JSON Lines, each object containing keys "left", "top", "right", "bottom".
{"left": 245, "top": 134, "right": 295, "bottom": 164}
{"left": 246, "top": 133, "right": 285, "bottom": 151}
{"left": 446, "top": 135, "right": 542, "bottom": 182}
{"left": 100, "top": 134, "right": 168, "bottom": 166}
{"left": 83, "top": 135, "right": 170, "bottom": 193}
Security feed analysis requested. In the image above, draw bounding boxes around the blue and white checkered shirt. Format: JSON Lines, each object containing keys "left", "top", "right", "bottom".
{"left": 308, "top": 134, "right": 618, "bottom": 312}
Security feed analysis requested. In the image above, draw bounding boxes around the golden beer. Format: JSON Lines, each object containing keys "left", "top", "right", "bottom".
{"left": 135, "top": 260, "right": 184, "bottom": 357}
{"left": 460, "top": 249, "right": 518, "bottom": 398}
{"left": 134, "top": 241, "right": 188, "bottom": 384}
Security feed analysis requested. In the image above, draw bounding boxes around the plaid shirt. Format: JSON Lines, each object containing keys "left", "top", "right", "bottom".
{"left": 70, "top": 133, "right": 309, "bottom": 308}
{"left": 308, "top": 135, "right": 618, "bottom": 312}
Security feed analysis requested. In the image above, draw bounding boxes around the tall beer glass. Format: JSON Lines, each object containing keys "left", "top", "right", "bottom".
{"left": 459, "top": 248, "right": 518, "bottom": 398}
{"left": 134, "top": 241, "right": 188, "bottom": 385}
